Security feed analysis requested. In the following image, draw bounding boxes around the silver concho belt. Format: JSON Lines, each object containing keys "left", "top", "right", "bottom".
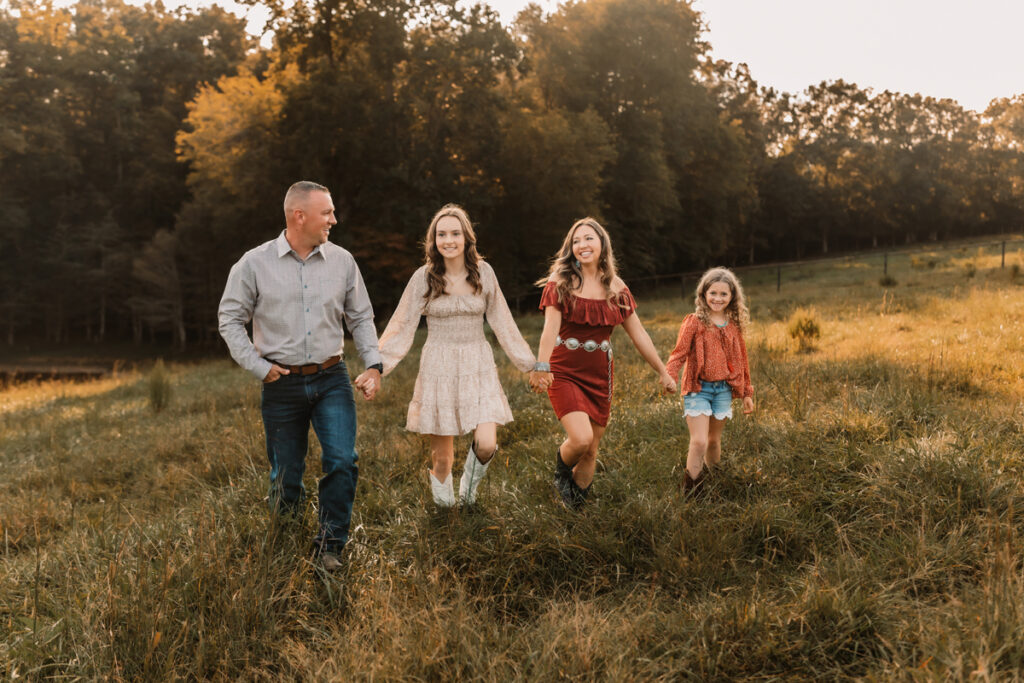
{"left": 556, "top": 335, "right": 611, "bottom": 353}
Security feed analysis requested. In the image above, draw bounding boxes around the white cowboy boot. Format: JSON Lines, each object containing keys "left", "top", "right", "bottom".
{"left": 459, "top": 442, "right": 493, "bottom": 505}
{"left": 429, "top": 471, "right": 456, "bottom": 508}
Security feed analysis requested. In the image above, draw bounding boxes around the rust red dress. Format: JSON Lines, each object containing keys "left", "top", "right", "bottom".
{"left": 539, "top": 281, "right": 636, "bottom": 426}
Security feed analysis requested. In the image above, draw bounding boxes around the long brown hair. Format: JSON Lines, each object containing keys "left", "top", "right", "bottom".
{"left": 423, "top": 204, "right": 483, "bottom": 301}
{"left": 535, "top": 217, "right": 627, "bottom": 309}
{"left": 694, "top": 267, "right": 750, "bottom": 333}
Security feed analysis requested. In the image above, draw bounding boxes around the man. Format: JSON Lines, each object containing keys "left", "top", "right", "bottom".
{"left": 218, "top": 181, "right": 382, "bottom": 571}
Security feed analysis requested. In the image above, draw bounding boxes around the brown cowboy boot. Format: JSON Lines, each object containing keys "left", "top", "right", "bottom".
{"left": 683, "top": 468, "right": 705, "bottom": 496}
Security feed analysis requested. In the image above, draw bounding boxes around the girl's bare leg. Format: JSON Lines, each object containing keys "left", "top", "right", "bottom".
{"left": 704, "top": 417, "right": 727, "bottom": 468}
{"left": 685, "top": 414, "right": 710, "bottom": 480}
{"left": 558, "top": 411, "right": 594, "bottom": 468}
{"left": 471, "top": 422, "right": 497, "bottom": 463}
{"left": 569, "top": 419, "right": 605, "bottom": 489}
{"left": 429, "top": 435, "right": 455, "bottom": 480}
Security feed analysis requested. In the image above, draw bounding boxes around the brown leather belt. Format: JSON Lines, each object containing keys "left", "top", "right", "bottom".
{"left": 276, "top": 355, "right": 341, "bottom": 376}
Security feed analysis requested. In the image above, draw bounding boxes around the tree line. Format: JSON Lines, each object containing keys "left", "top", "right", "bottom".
{"left": 2, "top": 0, "right": 1022, "bottom": 350}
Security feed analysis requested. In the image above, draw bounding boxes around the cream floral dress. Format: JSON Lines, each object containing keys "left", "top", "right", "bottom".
{"left": 378, "top": 261, "right": 535, "bottom": 435}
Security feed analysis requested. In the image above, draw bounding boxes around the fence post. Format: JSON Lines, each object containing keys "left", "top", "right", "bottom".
{"left": 776, "top": 266, "right": 781, "bottom": 292}
{"left": 1002, "top": 241, "right": 1006, "bottom": 268}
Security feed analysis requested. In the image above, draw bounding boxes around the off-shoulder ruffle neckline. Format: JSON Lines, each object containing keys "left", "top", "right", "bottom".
{"left": 562, "top": 293, "right": 633, "bottom": 326}
{"left": 540, "top": 281, "right": 634, "bottom": 326}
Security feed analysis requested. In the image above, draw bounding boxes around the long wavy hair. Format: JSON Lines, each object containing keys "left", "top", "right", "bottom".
{"left": 423, "top": 204, "right": 482, "bottom": 302}
{"left": 694, "top": 267, "right": 749, "bottom": 333}
{"left": 535, "top": 217, "right": 628, "bottom": 310}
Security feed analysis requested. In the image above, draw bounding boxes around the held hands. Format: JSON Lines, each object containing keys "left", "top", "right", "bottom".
{"left": 529, "top": 370, "right": 553, "bottom": 393}
{"left": 263, "top": 363, "right": 382, "bottom": 400}
{"left": 354, "top": 368, "right": 381, "bottom": 401}
{"left": 659, "top": 370, "right": 677, "bottom": 395}
{"left": 742, "top": 396, "right": 755, "bottom": 414}
{"left": 263, "top": 364, "right": 290, "bottom": 383}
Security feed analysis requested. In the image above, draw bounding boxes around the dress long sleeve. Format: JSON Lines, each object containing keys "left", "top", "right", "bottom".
{"left": 378, "top": 266, "right": 428, "bottom": 376}
{"left": 737, "top": 328, "right": 754, "bottom": 398}
{"left": 482, "top": 261, "right": 535, "bottom": 373}
{"left": 665, "top": 314, "right": 699, "bottom": 381}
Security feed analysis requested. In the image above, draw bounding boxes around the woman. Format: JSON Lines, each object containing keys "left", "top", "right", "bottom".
{"left": 378, "top": 204, "right": 535, "bottom": 507}
{"left": 530, "top": 218, "right": 676, "bottom": 508}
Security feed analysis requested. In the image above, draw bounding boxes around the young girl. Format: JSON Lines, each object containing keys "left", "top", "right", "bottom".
{"left": 665, "top": 267, "right": 754, "bottom": 493}
{"left": 377, "top": 205, "right": 535, "bottom": 507}
{"left": 530, "top": 218, "right": 676, "bottom": 509}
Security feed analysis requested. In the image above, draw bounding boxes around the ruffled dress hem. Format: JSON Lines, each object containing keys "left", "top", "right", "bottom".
{"left": 406, "top": 411, "right": 513, "bottom": 437}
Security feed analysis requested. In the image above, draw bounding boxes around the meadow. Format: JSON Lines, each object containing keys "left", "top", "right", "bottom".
{"left": 3, "top": 242, "right": 1024, "bottom": 680}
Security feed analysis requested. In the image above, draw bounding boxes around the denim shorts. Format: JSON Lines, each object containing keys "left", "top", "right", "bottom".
{"left": 683, "top": 380, "right": 733, "bottom": 420}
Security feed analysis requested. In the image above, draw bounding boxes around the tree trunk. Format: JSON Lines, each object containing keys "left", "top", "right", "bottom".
{"left": 173, "top": 302, "right": 186, "bottom": 352}
{"left": 99, "top": 292, "right": 106, "bottom": 342}
{"left": 133, "top": 310, "right": 143, "bottom": 345}
{"left": 47, "top": 300, "right": 64, "bottom": 343}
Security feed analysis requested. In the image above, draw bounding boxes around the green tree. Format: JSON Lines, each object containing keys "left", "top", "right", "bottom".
{"left": 519, "top": 0, "right": 754, "bottom": 274}
{"left": 0, "top": 0, "right": 247, "bottom": 346}
{"left": 129, "top": 229, "right": 186, "bottom": 350}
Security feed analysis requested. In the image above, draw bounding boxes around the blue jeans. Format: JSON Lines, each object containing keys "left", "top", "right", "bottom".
{"left": 260, "top": 361, "right": 358, "bottom": 553}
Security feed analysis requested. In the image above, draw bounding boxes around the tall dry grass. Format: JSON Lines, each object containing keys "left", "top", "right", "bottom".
{"left": 3, "top": 243, "right": 1024, "bottom": 679}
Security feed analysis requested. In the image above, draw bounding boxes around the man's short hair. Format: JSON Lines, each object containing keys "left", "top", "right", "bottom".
{"left": 283, "top": 181, "right": 330, "bottom": 219}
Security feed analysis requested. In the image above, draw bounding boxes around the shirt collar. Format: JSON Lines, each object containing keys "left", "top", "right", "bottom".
{"left": 275, "top": 230, "right": 292, "bottom": 258}
{"left": 275, "top": 230, "right": 328, "bottom": 261}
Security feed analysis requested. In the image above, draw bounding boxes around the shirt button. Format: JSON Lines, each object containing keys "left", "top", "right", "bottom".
{"left": 306, "top": 308, "right": 310, "bottom": 312}
{"left": 304, "top": 285, "right": 307, "bottom": 289}
{"left": 307, "top": 331, "right": 311, "bottom": 336}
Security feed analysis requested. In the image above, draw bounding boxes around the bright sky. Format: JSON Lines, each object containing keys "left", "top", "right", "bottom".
{"left": 53, "top": 0, "right": 1022, "bottom": 113}
{"left": 692, "top": 0, "right": 1023, "bottom": 113}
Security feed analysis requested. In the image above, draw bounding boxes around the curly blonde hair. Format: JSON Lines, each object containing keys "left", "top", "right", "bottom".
{"left": 535, "top": 217, "right": 628, "bottom": 310}
{"left": 423, "top": 204, "right": 482, "bottom": 302}
{"left": 694, "top": 267, "right": 749, "bottom": 333}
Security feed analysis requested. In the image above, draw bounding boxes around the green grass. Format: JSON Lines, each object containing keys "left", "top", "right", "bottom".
{"left": 3, "top": 243, "right": 1024, "bottom": 679}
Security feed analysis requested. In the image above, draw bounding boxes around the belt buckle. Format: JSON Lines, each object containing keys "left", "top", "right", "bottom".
{"left": 564, "top": 337, "right": 581, "bottom": 350}
{"left": 582, "top": 340, "right": 598, "bottom": 352}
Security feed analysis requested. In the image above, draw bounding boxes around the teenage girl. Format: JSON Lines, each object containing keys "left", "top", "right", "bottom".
{"left": 530, "top": 218, "right": 676, "bottom": 508}
{"left": 377, "top": 205, "right": 535, "bottom": 507}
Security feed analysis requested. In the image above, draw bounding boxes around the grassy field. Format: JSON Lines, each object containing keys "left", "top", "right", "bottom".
{"left": 3, "top": 242, "right": 1024, "bottom": 680}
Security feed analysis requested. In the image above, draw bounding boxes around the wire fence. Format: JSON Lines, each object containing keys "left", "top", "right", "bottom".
{"left": 507, "top": 234, "right": 1024, "bottom": 314}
